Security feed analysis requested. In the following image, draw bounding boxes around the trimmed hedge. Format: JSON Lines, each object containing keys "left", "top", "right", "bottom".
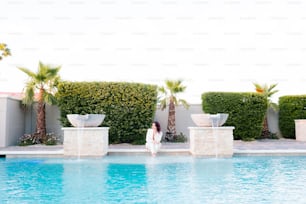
{"left": 279, "top": 95, "right": 306, "bottom": 139}
{"left": 202, "top": 92, "right": 267, "bottom": 141}
{"left": 56, "top": 81, "right": 158, "bottom": 144}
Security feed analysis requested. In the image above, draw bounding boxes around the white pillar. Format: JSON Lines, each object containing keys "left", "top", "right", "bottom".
{"left": 295, "top": 120, "right": 306, "bottom": 142}
{"left": 63, "top": 127, "right": 109, "bottom": 157}
{"left": 189, "top": 127, "right": 235, "bottom": 157}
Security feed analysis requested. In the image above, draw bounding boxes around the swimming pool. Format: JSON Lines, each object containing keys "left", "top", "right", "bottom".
{"left": 1, "top": 156, "right": 306, "bottom": 203}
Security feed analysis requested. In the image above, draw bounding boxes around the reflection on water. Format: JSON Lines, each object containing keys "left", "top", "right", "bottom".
{"left": 105, "top": 163, "right": 148, "bottom": 203}
{"left": 62, "top": 159, "right": 108, "bottom": 203}
{"left": 0, "top": 159, "right": 64, "bottom": 203}
{"left": 1, "top": 156, "right": 306, "bottom": 203}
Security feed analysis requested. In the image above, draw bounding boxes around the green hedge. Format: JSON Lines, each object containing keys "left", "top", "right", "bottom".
{"left": 202, "top": 92, "right": 267, "bottom": 141}
{"left": 56, "top": 81, "right": 158, "bottom": 144}
{"left": 279, "top": 95, "right": 306, "bottom": 139}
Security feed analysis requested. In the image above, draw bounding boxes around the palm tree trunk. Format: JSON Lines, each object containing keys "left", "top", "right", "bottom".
{"left": 166, "top": 99, "right": 176, "bottom": 141}
{"left": 36, "top": 101, "right": 46, "bottom": 141}
{"left": 261, "top": 116, "right": 270, "bottom": 138}
{"left": 36, "top": 89, "right": 46, "bottom": 142}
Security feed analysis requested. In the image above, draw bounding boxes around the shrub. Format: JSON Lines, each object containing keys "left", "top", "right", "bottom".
{"left": 18, "top": 132, "right": 59, "bottom": 146}
{"left": 279, "top": 95, "right": 306, "bottom": 138}
{"left": 56, "top": 81, "right": 158, "bottom": 144}
{"left": 172, "top": 132, "right": 187, "bottom": 143}
{"left": 18, "top": 134, "right": 39, "bottom": 146}
{"left": 202, "top": 92, "right": 267, "bottom": 141}
{"left": 45, "top": 133, "right": 60, "bottom": 145}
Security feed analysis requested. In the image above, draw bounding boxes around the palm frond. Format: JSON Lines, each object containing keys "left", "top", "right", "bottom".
{"left": 22, "top": 81, "right": 35, "bottom": 104}
{"left": 269, "top": 102, "right": 279, "bottom": 111}
{"left": 158, "top": 79, "right": 189, "bottom": 110}
{"left": 43, "top": 92, "right": 57, "bottom": 105}
{"left": 253, "top": 82, "right": 279, "bottom": 110}
{"left": 18, "top": 61, "right": 61, "bottom": 105}
{"left": 267, "top": 90, "right": 278, "bottom": 98}
{"left": 268, "top": 83, "right": 278, "bottom": 92}
{"left": 158, "top": 86, "right": 166, "bottom": 94}
{"left": 159, "top": 98, "right": 167, "bottom": 110}
{"left": 179, "top": 99, "right": 190, "bottom": 109}
{"left": 18, "top": 67, "right": 36, "bottom": 78}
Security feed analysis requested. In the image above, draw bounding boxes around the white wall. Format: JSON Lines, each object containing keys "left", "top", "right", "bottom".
{"left": 155, "top": 104, "right": 203, "bottom": 138}
{"left": 30, "top": 104, "right": 205, "bottom": 142}
{"left": 24, "top": 104, "right": 64, "bottom": 143}
{"left": 39, "top": 104, "right": 281, "bottom": 141}
{"left": 46, "top": 105, "right": 64, "bottom": 142}
{"left": 0, "top": 100, "right": 280, "bottom": 146}
{"left": 0, "top": 96, "right": 25, "bottom": 147}
{"left": 156, "top": 104, "right": 281, "bottom": 139}
{"left": 0, "top": 97, "right": 7, "bottom": 146}
{"left": 267, "top": 108, "right": 280, "bottom": 135}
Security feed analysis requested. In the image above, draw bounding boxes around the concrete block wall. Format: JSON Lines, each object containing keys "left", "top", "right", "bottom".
{"left": 24, "top": 104, "right": 64, "bottom": 143}
{"left": 41, "top": 104, "right": 281, "bottom": 142}
{"left": 29, "top": 104, "right": 206, "bottom": 142}
{"left": 1, "top": 99, "right": 281, "bottom": 147}
{"left": 0, "top": 96, "right": 25, "bottom": 147}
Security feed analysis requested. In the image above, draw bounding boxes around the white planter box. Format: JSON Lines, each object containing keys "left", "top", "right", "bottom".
{"left": 62, "top": 127, "right": 109, "bottom": 157}
{"left": 189, "top": 126, "right": 235, "bottom": 157}
{"left": 295, "top": 119, "right": 306, "bottom": 142}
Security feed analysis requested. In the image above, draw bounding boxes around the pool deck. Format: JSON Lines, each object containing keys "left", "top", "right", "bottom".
{"left": 1, "top": 138, "right": 306, "bottom": 157}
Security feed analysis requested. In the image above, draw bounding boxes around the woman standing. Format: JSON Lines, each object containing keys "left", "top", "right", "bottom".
{"left": 145, "top": 121, "right": 163, "bottom": 156}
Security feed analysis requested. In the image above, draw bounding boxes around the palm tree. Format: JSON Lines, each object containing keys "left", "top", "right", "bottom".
{"left": 253, "top": 83, "right": 278, "bottom": 138}
{"left": 18, "top": 62, "right": 61, "bottom": 142}
{"left": 158, "top": 80, "right": 189, "bottom": 141}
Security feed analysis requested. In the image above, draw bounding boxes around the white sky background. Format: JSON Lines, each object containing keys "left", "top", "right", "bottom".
{"left": 1, "top": 0, "right": 306, "bottom": 103}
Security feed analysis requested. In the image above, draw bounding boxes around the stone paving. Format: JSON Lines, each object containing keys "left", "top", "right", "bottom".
{"left": 109, "top": 142, "right": 189, "bottom": 149}
{"left": 233, "top": 138, "right": 306, "bottom": 156}
{"left": 234, "top": 138, "right": 306, "bottom": 150}
{"left": 1, "top": 138, "right": 306, "bottom": 157}
{"left": 110, "top": 138, "right": 306, "bottom": 150}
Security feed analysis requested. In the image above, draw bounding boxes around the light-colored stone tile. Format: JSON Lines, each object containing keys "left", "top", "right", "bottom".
{"left": 63, "top": 127, "right": 109, "bottom": 156}
{"left": 189, "top": 127, "right": 234, "bottom": 157}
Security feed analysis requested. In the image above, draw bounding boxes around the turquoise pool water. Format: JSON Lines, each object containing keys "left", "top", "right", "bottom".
{"left": 1, "top": 156, "right": 306, "bottom": 204}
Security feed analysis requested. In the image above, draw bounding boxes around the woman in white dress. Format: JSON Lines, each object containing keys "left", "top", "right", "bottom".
{"left": 145, "top": 121, "right": 163, "bottom": 156}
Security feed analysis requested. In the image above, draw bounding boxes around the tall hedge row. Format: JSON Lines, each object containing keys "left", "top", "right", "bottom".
{"left": 279, "top": 95, "right": 306, "bottom": 139}
{"left": 202, "top": 92, "right": 267, "bottom": 141}
{"left": 56, "top": 81, "right": 158, "bottom": 144}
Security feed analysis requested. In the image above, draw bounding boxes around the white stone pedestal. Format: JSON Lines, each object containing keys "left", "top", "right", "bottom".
{"left": 295, "top": 120, "right": 306, "bottom": 141}
{"left": 62, "top": 127, "right": 109, "bottom": 157}
{"left": 189, "top": 127, "right": 235, "bottom": 157}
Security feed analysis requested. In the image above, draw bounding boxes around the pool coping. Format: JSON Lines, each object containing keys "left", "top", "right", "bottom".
{"left": 233, "top": 149, "right": 306, "bottom": 156}
{"left": 1, "top": 139, "right": 306, "bottom": 157}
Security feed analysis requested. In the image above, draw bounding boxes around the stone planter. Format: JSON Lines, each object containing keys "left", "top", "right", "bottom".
{"left": 67, "top": 114, "right": 105, "bottom": 127}
{"left": 191, "top": 113, "right": 229, "bottom": 127}
{"left": 295, "top": 119, "right": 306, "bottom": 141}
